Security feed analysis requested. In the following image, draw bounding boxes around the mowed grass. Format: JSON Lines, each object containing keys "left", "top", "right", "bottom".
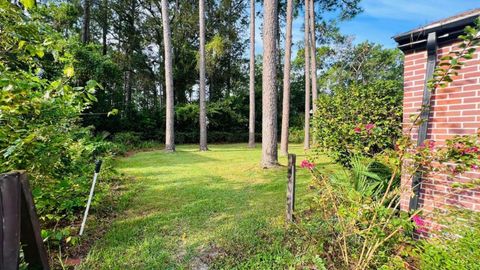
{"left": 80, "top": 144, "right": 339, "bottom": 269}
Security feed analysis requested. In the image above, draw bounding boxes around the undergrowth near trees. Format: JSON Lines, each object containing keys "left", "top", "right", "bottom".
{"left": 0, "top": 2, "right": 123, "bottom": 258}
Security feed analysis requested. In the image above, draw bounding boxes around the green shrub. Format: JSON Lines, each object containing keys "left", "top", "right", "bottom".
{"left": 113, "top": 131, "right": 142, "bottom": 148}
{"left": 312, "top": 80, "right": 403, "bottom": 164}
{"left": 414, "top": 210, "right": 480, "bottom": 270}
{"left": 288, "top": 128, "right": 304, "bottom": 143}
{"left": 330, "top": 155, "right": 400, "bottom": 200}
{"left": 0, "top": 2, "right": 117, "bottom": 246}
{"left": 288, "top": 155, "right": 413, "bottom": 269}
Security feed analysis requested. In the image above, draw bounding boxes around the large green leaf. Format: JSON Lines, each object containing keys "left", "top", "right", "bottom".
{"left": 20, "top": 0, "right": 36, "bottom": 9}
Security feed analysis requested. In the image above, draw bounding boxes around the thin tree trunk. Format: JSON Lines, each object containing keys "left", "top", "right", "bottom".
{"left": 280, "top": 0, "right": 293, "bottom": 156}
{"left": 161, "top": 0, "right": 175, "bottom": 152}
{"left": 304, "top": 0, "right": 311, "bottom": 150}
{"left": 261, "top": 0, "right": 278, "bottom": 168}
{"left": 309, "top": 0, "right": 317, "bottom": 113}
{"left": 125, "top": 71, "right": 132, "bottom": 106}
{"left": 248, "top": 0, "right": 255, "bottom": 148}
{"left": 82, "top": 0, "right": 91, "bottom": 44}
{"left": 199, "top": 0, "right": 208, "bottom": 151}
{"left": 156, "top": 30, "right": 164, "bottom": 109}
{"left": 100, "top": 0, "right": 108, "bottom": 55}
{"left": 102, "top": 28, "right": 107, "bottom": 55}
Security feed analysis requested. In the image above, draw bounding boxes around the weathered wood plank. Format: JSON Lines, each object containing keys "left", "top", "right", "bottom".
{"left": 286, "top": 154, "right": 296, "bottom": 222}
{"left": 0, "top": 172, "right": 22, "bottom": 270}
{"left": 19, "top": 173, "right": 50, "bottom": 270}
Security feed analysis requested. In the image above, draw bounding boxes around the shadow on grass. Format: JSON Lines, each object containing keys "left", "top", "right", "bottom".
{"left": 81, "top": 145, "right": 334, "bottom": 269}
{"left": 81, "top": 175, "right": 300, "bottom": 268}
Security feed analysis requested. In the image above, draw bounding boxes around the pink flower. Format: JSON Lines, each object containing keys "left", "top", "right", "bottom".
{"left": 465, "top": 146, "right": 479, "bottom": 154}
{"left": 454, "top": 143, "right": 465, "bottom": 150}
{"left": 365, "top": 123, "right": 375, "bottom": 130}
{"left": 300, "top": 160, "right": 315, "bottom": 170}
{"left": 412, "top": 215, "right": 424, "bottom": 227}
{"left": 471, "top": 164, "right": 479, "bottom": 170}
{"left": 427, "top": 140, "right": 435, "bottom": 150}
{"left": 412, "top": 215, "right": 428, "bottom": 233}
{"left": 354, "top": 127, "right": 362, "bottom": 134}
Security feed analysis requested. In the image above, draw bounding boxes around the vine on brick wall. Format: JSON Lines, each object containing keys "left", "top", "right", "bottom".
{"left": 405, "top": 17, "right": 480, "bottom": 186}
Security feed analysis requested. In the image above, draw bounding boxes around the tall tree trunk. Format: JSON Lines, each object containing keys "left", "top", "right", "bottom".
{"left": 101, "top": 0, "right": 108, "bottom": 55}
{"left": 199, "top": 0, "right": 208, "bottom": 151}
{"left": 124, "top": 71, "right": 132, "bottom": 111}
{"left": 81, "top": 0, "right": 91, "bottom": 44}
{"left": 156, "top": 29, "right": 165, "bottom": 109}
{"left": 304, "top": 0, "right": 311, "bottom": 150}
{"left": 275, "top": 3, "right": 282, "bottom": 101}
{"left": 309, "top": 0, "right": 317, "bottom": 113}
{"left": 248, "top": 0, "right": 255, "bottom": 148}
{"left": 123, "top": 0, "right": 136, "bottom": 117}
{"left": 261, "top": 0, "right": 278, "bottom": 168}
{"left": 102, "top": 28, "right": 108, "bottom": 55}
{"left": 280, "top": 0, "right": 293, "bottom": 156}
{"left": 161, "top": 0, "right": 175, "bottom": 152}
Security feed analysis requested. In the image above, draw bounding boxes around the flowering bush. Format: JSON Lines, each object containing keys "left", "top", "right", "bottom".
{"left": 312, "top": 80, "right": 403, "bottom": 165}
{"left": 288, "top": 18, "right": 480, "bottom": 270}
{"left": 300, "top": 160, "right": 315, "bottom": 170}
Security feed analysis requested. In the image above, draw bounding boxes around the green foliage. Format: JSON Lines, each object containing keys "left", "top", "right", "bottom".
{"left": 312, "top": 80, "right": 403, "bottom": 164}
{"left": 429, "top": 18, "right": 480, "bottom": 90}
{"left": 330, "top": 155, "right": 399, "bottom": 200}
{"left": 113, "top": 131, "right": 142, "bottom": 148}
{"left": 290, "top": 164, "right": 414, "bottom": 269}
{"left": 414, "top": 210, "right": 480, "bottom": 270}
{"left": 0, "top": 2, "right": 116, "bottom": 246}
{"left": 288, "top": 128, "right": 304, "bottom": 143}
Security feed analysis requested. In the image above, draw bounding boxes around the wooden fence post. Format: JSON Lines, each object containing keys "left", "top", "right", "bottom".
{"left": 286, "top": 154, "right": 296, "bottom": 222}
{"left": 0, "top": 171, "right": 50, "bottom": 270}
{"left": 19, "top": 173, "right": 50, "bottom": 269}
{"left": 0, "top": 172, "right": 22, "bottom": 270}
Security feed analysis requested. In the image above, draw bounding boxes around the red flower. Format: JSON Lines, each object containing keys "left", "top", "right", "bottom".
{"left": 300, "top": 160, "right": 315, "bottom": 170}
{"left": 471, "top": 164, "right": 479, "bottom": 170}
{"left": 354, "top": 127, "right": 362, "bottom": 134}
{"left": 365, "top": 123, "right": 375, "bottom": 130}
{"left": 465, "top": 146, "right": 479, "bottom": 154}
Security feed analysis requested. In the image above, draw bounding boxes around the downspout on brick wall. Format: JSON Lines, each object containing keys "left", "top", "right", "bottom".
{"left": 409, "top": 32, "right": 438, "bottom": 211}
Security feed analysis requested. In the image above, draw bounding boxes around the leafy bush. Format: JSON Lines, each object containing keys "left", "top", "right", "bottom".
{"left": 290, "top": 159, "right": 414, "bottom": 269}
{"left": 312, "top": 80, "right": 403, "bottom": 164}
{"left": 112, "top": 132, "right": 142, "bottom": 150}
{"left": 288, "top": 128, "right": 304, "bottom": 143}
{"left": 414, "top": 210, "right": 480, "bottom": 270}
{"left": 330, "top": 155, "right": 400, "bottom": 200}
{"left": 0, "top": 2, "right": 116, "bottom": 246}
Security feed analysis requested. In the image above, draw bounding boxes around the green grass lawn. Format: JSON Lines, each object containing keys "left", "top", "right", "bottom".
{"left": 80, "top": 144, "right": 339, "bottom": 269}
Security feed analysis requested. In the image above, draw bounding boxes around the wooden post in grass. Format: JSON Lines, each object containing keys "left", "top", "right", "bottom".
{"left": 286, "top": 154, "right": 296, "bottom": 222}
{"left": 0, "top": 172, "right": 50, "bottom": 270}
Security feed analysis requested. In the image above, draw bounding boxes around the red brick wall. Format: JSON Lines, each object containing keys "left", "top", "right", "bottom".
{"left": 400, "top": 40, "right": 480, "bottom": 220}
